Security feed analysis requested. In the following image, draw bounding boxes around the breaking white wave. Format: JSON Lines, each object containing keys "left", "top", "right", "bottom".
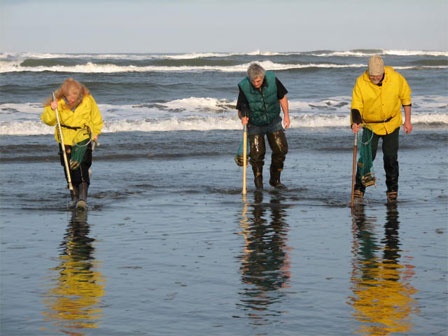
{"left": 1, "top": 95, "right": 446, "bottom": 135}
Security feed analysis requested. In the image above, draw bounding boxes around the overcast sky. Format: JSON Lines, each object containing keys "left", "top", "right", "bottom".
{"left": 1, "top": 0, "right": 446, "bottom": 53}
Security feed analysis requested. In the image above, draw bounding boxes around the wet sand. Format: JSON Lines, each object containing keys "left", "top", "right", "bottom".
{"left": 1, "top": 129, "right": 447, "bottom": 335}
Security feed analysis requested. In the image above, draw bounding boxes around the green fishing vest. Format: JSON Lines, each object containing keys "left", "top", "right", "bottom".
{"left": 238, "top": 71, "right": 281, "bottom": 126}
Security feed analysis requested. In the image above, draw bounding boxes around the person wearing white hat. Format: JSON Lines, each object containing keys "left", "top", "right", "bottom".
{"left": 350, "top": 55, "right": 413, "bottom": 203}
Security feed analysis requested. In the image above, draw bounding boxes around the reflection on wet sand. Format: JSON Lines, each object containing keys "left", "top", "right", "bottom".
{"left": 349, "top": 204, "right": 418, "bottom": 335}
{"left": 238, "top": 191, "right": 291, "bottom": 325}
{"left": 42, "top": 211, "right": 105, "bottom": 335}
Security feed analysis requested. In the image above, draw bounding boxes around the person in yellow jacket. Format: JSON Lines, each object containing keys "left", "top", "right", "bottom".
{"left": 41, "top": 78, "right": 104, "bottom": 209}
{"left": 350, "top": 55, "right": 413, "bottom": 203}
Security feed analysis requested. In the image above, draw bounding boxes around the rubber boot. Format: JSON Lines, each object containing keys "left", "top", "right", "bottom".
{"left": 252, "top": 163, "right": 264, "bottom": 191}
{"left": 70, "top": 185, "right": 79, "bottom": 209}
{"left": 386, "top": 191, "right": 398, "bottom": 204}
{"left": 76, "top": 182, "right": 88, "bottom": 210}
{"left": 249, "top": 134, "right": 265, "bottom": 192}
{"left": 254, "top": 171, "right": 263, "bottom": 191}
{"left": 267, "top": 130, "right": 288, "bottom": 189}
{"left": 269, "top": 167, "right": 286, "bottom": 189}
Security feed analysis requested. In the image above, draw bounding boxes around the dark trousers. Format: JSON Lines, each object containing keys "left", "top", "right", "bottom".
{"left": 249, "top": 130, "right": 288, "bottom": 176}
{"left": 59, "top": 143, "right": 92, "bottom": 187}
{"left": 355, "top": 127, "right": 400, "bottom": 193}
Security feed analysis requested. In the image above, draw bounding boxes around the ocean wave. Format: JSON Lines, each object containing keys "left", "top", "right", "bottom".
{"left": 3, "top": 60, "right": 447, "bottom": 74}
{"left": 1, "top": 95, "right": 446, "bottom": 122}
{"left": 1, "top": 49, "right": 447, "bottom": 75}
{"left": 2, "top": 94, "right": 446, "bottom": 111}
{"left": 313, "top": 49, "right": 448, "bottom": 57}
{"left": 1, "top": 112, "right": 447, "bottom": 136}
{"left": 2, "top": 49, "right": 447, "bottom": 60}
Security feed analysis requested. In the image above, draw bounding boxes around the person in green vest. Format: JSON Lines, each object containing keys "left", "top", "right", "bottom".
{"left": 237, "top": 63, "right": 290, "bottom": 190}
{"left": 351, "top": 55, "right": 413, "bottom": 203}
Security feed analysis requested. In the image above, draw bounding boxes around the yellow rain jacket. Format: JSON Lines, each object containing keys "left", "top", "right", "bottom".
{"left": 41, "top": 95, "right": 104, "bottom": 145}
{"left": 351, "top": 66, "right": 412, "bottom": 135}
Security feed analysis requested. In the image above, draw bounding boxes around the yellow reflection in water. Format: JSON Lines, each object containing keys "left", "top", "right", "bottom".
{"left": 43, "top": 211, "right": 105, "bottom": 334}
{"left": 349, "top": 204, "right": 418, "bottom": 335}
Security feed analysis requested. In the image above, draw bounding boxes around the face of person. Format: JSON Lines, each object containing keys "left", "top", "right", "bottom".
{"left": 66, "top": 87, "right": 81, "bottom": 106}
{"left": 251, "top": 76, "right": 264, "bottom": 89}
{"left": 369, "top": 74, "right": 383, "bottom": 85}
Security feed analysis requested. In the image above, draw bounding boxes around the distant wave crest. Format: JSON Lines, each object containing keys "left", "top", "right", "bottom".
{"left": 1, "top": 49, "right": 447, "bottom": 74}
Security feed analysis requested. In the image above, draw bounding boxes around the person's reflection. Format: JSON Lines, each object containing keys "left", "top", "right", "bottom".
{"left": 238, "top": 191, "right": 291, "bottom": 325}
{"left": 43, "top": 211, "right": 105, "bottom": 335}
{"left": 349, "top": 204, "right": 418, "bottom": 335}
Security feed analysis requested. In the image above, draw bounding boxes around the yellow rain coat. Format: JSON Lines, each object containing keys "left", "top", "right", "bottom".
{"left": 351, "top": 66, "right": 412, "bottom": 135}
{"left": 41, "top": 95, "right": 104, "bottom": 145}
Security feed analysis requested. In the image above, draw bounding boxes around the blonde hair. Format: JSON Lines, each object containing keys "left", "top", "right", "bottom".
{"left": 44, "top": 78, "right": 90, "bottom": 107}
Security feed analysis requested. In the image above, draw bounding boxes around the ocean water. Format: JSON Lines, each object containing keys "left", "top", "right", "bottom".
{"left": 1, "top": 50, "right": 447, "bottom": 335}
{"left": 1, "top": 49, "right": 447, "bottom": 135}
